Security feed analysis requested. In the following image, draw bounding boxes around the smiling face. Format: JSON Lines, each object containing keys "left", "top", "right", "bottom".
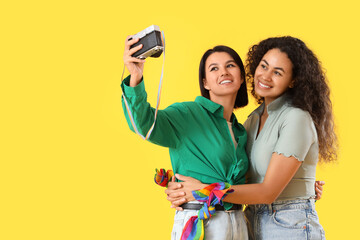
{"left": 254, "top": 48, "right": 294, "bottom": 104}
{"left": 203, "top": 52, "right": 243, "bottom": 100}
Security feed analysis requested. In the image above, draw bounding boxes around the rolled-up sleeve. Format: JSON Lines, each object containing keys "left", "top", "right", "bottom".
{"left": 121, "top": 75, "right": 183, "bottom": 148}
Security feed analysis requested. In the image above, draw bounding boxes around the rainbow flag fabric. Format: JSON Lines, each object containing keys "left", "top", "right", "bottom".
{"left": 180, "top": 182, "right": 233, "bottom": 240}
{"left": 154, "top": 168, "right": 174, "bottom": 187}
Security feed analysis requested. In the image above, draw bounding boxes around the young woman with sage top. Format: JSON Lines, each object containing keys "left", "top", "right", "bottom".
{"left": 122, "top": 36, "right": 250, "bottom": 239}
{"left": 166, "top": 36, "right": 337, "bottom": 240}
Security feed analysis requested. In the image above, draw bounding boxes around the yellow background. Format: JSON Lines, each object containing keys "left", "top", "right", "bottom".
{"left": 1, "top": 0, "right": 359, "bottom": 239}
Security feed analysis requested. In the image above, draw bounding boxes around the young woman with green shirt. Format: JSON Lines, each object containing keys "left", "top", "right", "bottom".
{"left": 122, "top": 37, "right": 250, "bottom": 239}
{"left": 166, "top": 36, "right": 336, "bottom": 240}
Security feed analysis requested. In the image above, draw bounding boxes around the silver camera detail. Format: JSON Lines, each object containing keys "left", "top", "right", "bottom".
{"left": 129, "top": 25, "right": 164, "bottom": 59}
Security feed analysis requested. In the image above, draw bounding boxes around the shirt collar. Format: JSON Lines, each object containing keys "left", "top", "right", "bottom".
{"left": 195, "top": 96, "right": 240, "bottom": 126}
{"left": 267, "top": 93, "right": 290, "bottom": 113}
{"left": 250, "top": 93, "right": 291, "bottom": 117}
{"left": 195, "top": 96, "right": 224, "bottom": 117}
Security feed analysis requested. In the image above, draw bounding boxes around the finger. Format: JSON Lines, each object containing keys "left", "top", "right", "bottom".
{"left": 125, "top": 36, "right": 139, "bottom": 47}
{"left": 171, "top": 198, "right": 187, "bottom": 207}
{"left": 175, "top": 207, "right": 184, "bottom": 211}
{"left": 315, "top": 180, "right": 325, "bottom": 186}
{"left": 170, "top": 191, "right": 186, "bottom": 198}
{"left": 127, "top": 44, "right": 143, "bottom": 56}
{"left": 175, "top": 174, "right": 195, "bottom": 182}
{"left": 124, "top": 56, "right": 146, "bottom": 64}
{"left": 171, "top": 176, "right": 175, "bottom": 182}
{"left": 316, "top": 189, "right": 322, "bottom": 195}
{"left": 124, "top": 38, "right": 139, "bottom": 52}
{"left": 167, "top": 192, "right": 186, "bottom": 199}
{"left": 167, "top": 198, "right": 182, "bottom": 204}
{"left": 171, "top": 204, "right": 184, "bottom": 210}
{"left": 175, "top": 174, "right": 185, "bottom": 181}
{"left": 165, "top": 182, "right": 182, "bottom": 192}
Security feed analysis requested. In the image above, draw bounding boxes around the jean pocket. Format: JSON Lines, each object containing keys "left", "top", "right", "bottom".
{"left": 272, "top": 208, "right": 307, "bottom": 229}
{"left": 172, "top": 211, "right": 194, "bottom": 240}
{"left": 173, "top": 210, "right": 187, "bottom": 225}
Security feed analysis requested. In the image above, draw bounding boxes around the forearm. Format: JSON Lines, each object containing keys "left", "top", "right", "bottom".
{"left": 224, "top": 182, "right": 280, "bottom": 205}
{"left": 129, "top": 74, "right": 143, "bottom": 87}
{"left": 225, "top": 154, "right": 302, "bottom": 205}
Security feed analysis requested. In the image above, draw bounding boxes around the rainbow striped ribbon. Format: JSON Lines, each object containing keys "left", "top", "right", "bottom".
{"left": 154, "top": 168, "right": 174, "bottom": 187}
{"left": 121, "top": 31, "right": 165, "bottom": 140}
{"left": 180, "top": 182, "right": 234, "bottom": 240}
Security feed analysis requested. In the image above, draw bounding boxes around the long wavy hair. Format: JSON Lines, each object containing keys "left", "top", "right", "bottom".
{"left": 246, "top": 36, "right": 338, "bottom": 163}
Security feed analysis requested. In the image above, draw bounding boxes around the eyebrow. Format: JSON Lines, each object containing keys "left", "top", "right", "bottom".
{"left": 208, "top": 60, "right": 237, "bottom": 69}
{"left": 262, "top": 59, "right": 285, "bottom": 73}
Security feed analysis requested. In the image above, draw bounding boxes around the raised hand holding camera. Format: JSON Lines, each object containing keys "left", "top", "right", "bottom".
{"left": 123, "top": 36, "right": 146, "bottom": 87}
{"left": 123, "top": 25, "right": 164, "bottom": 87}
{"left": 128, "top": 25, "right": 164, "bottom": 59}
{"left": 121, "top": 25, "right": 165, "bottom": 141}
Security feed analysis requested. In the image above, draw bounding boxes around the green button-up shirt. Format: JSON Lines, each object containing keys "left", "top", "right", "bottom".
{"left": 121, "top": 76, "right": 248, "bottom": 189}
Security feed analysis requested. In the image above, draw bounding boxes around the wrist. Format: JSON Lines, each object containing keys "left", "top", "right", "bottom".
{"left": 129, "top": 74, "right": 142, "bottom": 87}
{"left": 201, "top": 184, "right": 208, "bottom": 189}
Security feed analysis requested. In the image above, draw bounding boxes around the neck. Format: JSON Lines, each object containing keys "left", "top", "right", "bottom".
{"left": 263, "top": 95, "right": 279, "bottom": 115}
{"left": 264, "top": 97, "right": 274, "bottom": 107}
{"left": 210, "top": 94, "right": 236, "bottom": 121}
{"left": 263, "top": 98, "right": 271, "bottom": 116}
{"left": 262, "top": 104, "right": 269, "bottom": 117}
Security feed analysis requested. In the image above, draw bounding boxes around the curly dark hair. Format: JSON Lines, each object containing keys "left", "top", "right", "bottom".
{"left": 245, "top": 36, "right": 338, "bottom": 163}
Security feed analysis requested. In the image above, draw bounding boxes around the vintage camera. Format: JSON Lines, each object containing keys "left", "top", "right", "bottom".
{"left": 129, "top": 25, "right": 164, "bottom": 59}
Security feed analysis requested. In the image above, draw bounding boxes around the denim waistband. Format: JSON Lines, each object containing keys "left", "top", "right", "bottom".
{"left": 250, "top": 198, "right": 316, "bottom": 213}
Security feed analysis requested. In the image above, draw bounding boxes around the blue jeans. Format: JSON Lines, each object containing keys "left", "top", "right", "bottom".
{"left": 171, "top": 202, "right": 248, "bottom": 240}
{"left": 244, "top": 199, "right": 325, "bottom": 240}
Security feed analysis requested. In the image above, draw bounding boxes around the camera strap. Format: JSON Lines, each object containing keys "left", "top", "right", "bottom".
{"left": 121, "top": 31, "right": 165, "bottom": 140}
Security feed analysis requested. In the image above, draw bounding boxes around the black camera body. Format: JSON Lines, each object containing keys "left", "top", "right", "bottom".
{"left": 129, "top": 25, "right": 164, "bottom": 59}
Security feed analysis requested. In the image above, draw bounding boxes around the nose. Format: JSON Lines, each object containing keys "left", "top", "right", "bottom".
{"left": 262, "top": 70, "right": 272, "bottom": 81}
{"left": 220, "top": 67, "right": 229, "bottom": 76}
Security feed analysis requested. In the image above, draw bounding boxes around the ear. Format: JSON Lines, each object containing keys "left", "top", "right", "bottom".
{"left": 240, "top": 76, "right": 244, "bottom": 85}
{"left": 289, "top": 79, "right": 295, "bottom": 88}
{"left": 203, "top": 78, "right": 210, "bottom": 90}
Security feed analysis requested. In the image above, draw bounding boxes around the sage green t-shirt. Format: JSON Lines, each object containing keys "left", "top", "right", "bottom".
{"left": 243, "top": 94, "right": 318, "bottom": 201}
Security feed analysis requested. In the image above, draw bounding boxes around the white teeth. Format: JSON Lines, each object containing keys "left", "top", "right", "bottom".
{"left": 220, "top": 80, "right": 232, "bottom": 85}
{"left": 259, "top": 82, "right": 271, "bottom": 88}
